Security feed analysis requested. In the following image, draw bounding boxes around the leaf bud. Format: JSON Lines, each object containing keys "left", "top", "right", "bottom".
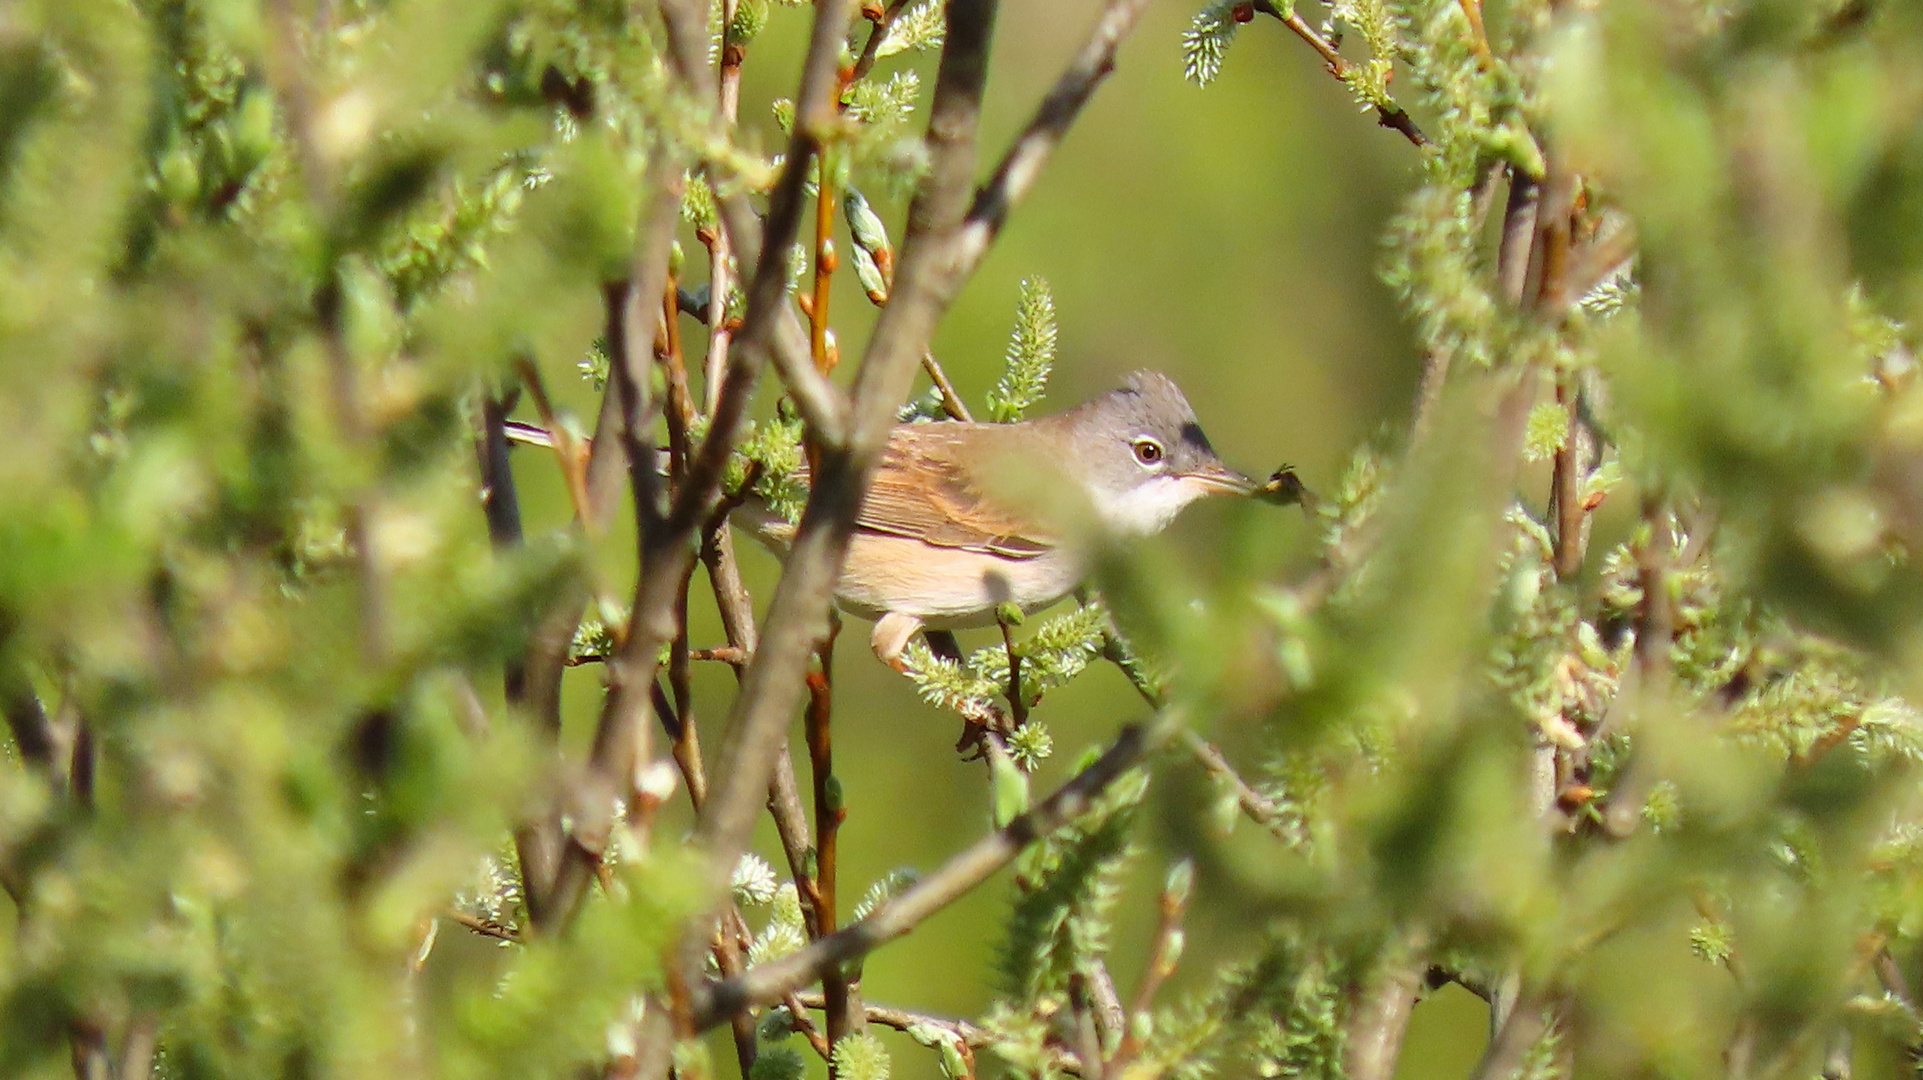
{"left": 851, "top": 244, "right": 888, "bottom": 304}
{"left": 991, "top": 748, "right": 1030, "bottom": 828}
{"left": 156, "top": 144, "right": 199, "bottom": 207}
{"left": 842, "top": 189, "right": 891, "bottom": 255}
{"left": 231, "top": 90, "right": 277, "bottom": 170}
{"left": 1163, "top": 928, "right": 1186, "bottom": 969}
{"left": 1164, "top": 859, "right": 1194, "bottom": 907}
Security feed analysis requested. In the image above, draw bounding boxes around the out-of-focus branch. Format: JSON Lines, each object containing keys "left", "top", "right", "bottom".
{"left": 1601, "top": 498, "right": 1672, "bottom": 839}
{"left": 530, "top": 178, "right": 682, "bottom": 930}
{"left": 692, "top": 721, "right": 1156, "bottom": 1029}
{"left": 952, "top": 0, "right": 1152, "bottom": 278}
{"left": 1343, "top": 962, "right": 1424, "bottom": 1080}
{"left": 1110, "top": 865, "right": 1193, "bottom": 1071}
{"left": 1467, "top": 993, "right": 1550, "bottom": 1080}
{"left": 2, "top": 678, "right": 55, "bottom": 778}
{"left": 1497, "top": 170, "right": 1540, "bottom": 305}
{"left": 1182, "top": 731, "right": 1295, "bottom": 840}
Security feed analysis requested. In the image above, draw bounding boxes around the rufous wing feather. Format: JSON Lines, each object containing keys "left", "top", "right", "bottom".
{"left": 788, "top": 424, "right": 1055, "bottom": 559}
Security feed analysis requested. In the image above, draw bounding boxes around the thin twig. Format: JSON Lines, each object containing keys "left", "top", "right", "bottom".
{"left": 538, "top": 0, "right": 860, "bottom": 934}
{"left": 812, "top": 148, "right": 842, "bottom": 374}
{"left": 1497, "top": 170, "right": 1541, "bottom": 306}
{"left": 684, "top": 0, "right": 1001, "bottom": 987}
{"left": 1252, "top": 2, "right": 1428, "bottom": 146}
{"left": 1549, "top": 372, "right": 1585, "bottom": 579}
{"left": 1111, "top": 866, "right": 1192, "bottom": 1069}
{"left": 784, "top": 991, "right": 835, "bottom": 1058}
{"left": 851, "top": 0, "right": 915, "bottom": 81}
{"left": 1457, "top": 0, "right": 1492, "bottom": 65}
{"left": 951, "top": 0, "right": 1152, "bottom": 279}
{"left": 515, "top": 356, "right": 597, "bottom": 528}
{"left": 692, "top": 720, "right": 1158, "bottom": 1029}
{"left": 707, "top": 0, "right": 745, "bottom": 412}
{"left": 1182, "top": 731, "right": 1295, "bottom": 839}
{"left": 654, "top": 680, "right": 709, "bottom": 806}
{"left": 921, "top": 351, "right": 974, "bottom": 420}
{"left": 1000, "top": 615, "right": 1028, "bottom": 728}
{"left": 804, "top": 620, "right": 856, "bottom": 1055}
{"left": 446, "top": 909, "right": 522, "bottom": 943}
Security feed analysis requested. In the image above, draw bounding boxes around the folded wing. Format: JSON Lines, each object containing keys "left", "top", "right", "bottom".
{"left": 793, "top": 424, "right": 1054, "bottom": 559}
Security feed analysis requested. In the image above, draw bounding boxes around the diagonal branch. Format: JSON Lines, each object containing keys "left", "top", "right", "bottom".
{"left": 951, "top": 0, "right": 1153, "bottom": 278}
{"left": 686, "top": 0, "right": 1003, "bottom": 951}
{"left": 685, "top": 0, "right": 1153, "bottom": 1036}
{"left": 537, "top": 0, "right": 861, "bottom": 932}
{"left": 1252, "top": 0, "right": 1428, "bottom": 147}
{"left": 692, "top": 720, "right": 1157, "bottom": 1029}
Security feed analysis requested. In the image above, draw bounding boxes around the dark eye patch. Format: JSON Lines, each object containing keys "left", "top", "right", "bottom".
{"left": 1179, "top": 422, "right": 1215, "bottom": 454}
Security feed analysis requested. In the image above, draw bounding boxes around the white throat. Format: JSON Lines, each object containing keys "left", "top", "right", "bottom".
{"left": 1085, "top": 475, "right": 1211, "bottom": 536}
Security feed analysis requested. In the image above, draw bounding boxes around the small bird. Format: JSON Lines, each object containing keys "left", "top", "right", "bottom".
{"left": 734, "top": 370, "right": 1255, "bottom": 667}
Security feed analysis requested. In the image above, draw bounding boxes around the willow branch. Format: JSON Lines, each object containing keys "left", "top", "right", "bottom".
{"left": 535, "top": 0, "right": 861, "bottom": 934}
{"left": 1182, "top": 731, "right": 1294, "bottom": 839}
{"left": 686, "top": 0, "right": 1000, "bottom": 967}
{"left": 532, "top": 180, "right": 681, "bottom": 930}
{"left": 1467, "top": 993, "right": 1550, "bottom": 1080}
{"left": 1252, "top": 1, "right": 1427, "bottom": 146}
{"left": 689, "top": 0, "right": 1150, "bottom": 1038}
{"left": 657, "top": 0, "right": 850, "bottom": 450}
{"left": 851, "top": 0, "right": 915, "bottom": 81}
{"left": 2, "top": 678, "right": 54, "bottom": 777}
{"left": 1497, "top": 170, "right": 1540, "bottom": 306}
{"left": 951, "top": 0, "right": 1151, "bottom": 278}
{"left": 693, "top": 721, "right": 1155, "bottom": 1029}
{"left": 1343, "top": 962, "right": 1424, "bottom": 1080}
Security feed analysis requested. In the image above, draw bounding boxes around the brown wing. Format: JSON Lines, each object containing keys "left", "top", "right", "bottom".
{"left": 793, "top": 424, "right": 1054, "bottom": 558}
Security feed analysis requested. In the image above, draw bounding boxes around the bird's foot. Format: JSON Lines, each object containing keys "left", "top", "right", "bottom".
{"left": 870, "top": 611, "right": 924, "bottom": 671}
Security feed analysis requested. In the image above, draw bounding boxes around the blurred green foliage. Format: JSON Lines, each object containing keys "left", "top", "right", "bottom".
{"left": 5, "top": 0, "right": 1923, "bottom": 1079}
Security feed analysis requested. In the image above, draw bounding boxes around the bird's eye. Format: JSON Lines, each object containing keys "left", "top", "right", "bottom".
{"left": 1132, "top": 438, "right": 1165, "bottom": 465}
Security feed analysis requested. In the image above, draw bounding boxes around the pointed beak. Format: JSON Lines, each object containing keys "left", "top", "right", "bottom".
{"left": 1184, "top": 461, "right": 1257, "bottom": 496}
